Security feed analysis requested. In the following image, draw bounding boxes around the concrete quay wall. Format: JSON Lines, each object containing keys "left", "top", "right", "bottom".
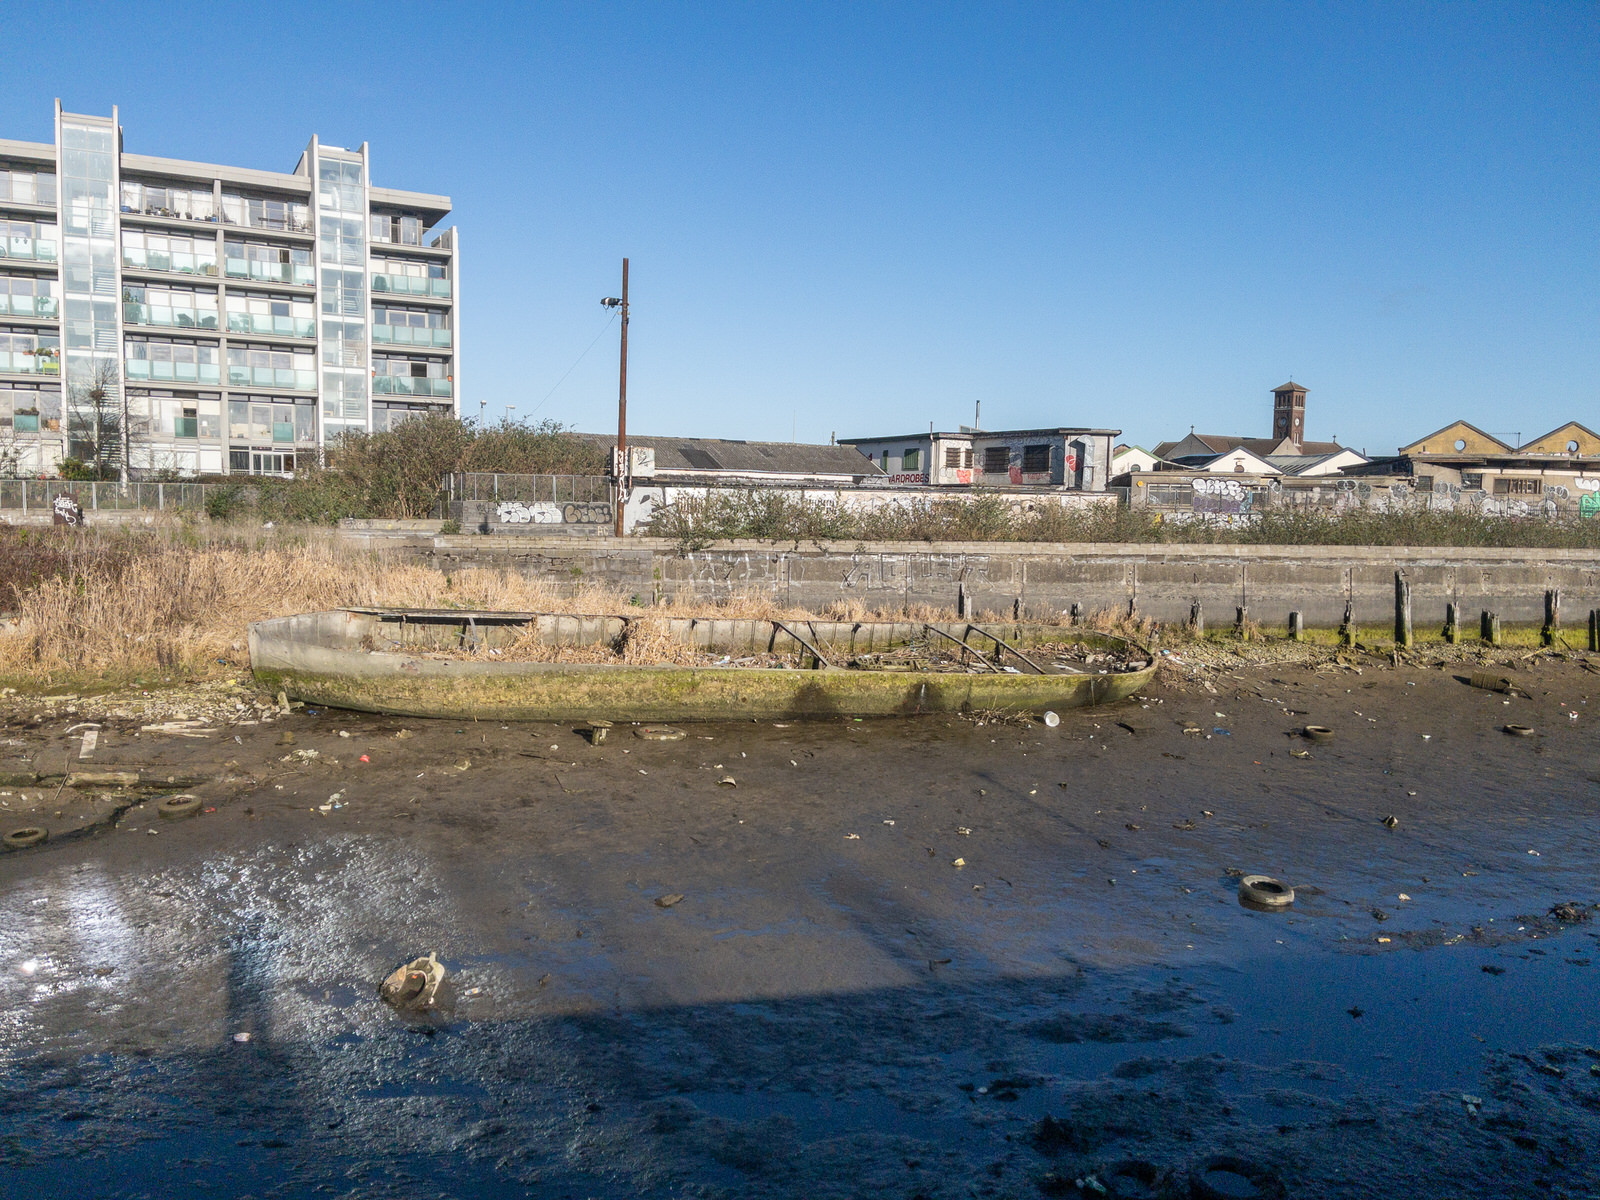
{"left": 346, "top": 532, "right": 1600, "bottom": 630}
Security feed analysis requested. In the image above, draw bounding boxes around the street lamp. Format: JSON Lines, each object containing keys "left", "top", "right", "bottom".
{"left": 602, "top": 258, "right": 629, "bottom": 537}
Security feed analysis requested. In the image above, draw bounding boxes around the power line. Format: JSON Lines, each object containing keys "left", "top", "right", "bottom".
{"left": 525, "top": 311, "right": 619, "bottom": 419}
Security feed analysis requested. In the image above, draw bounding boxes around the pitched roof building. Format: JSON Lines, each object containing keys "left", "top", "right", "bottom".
{"left": 1149, "top": 382, "right": 1365, "bottom": 477}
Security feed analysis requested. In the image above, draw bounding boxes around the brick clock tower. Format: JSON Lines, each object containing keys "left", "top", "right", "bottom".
{"left": 1272, "top": 381, "right": 1307, "bottom": 451}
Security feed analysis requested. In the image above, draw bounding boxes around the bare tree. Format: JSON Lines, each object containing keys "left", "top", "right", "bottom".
{"left": 66, "top": 359, "right": 127, "bottom": 481}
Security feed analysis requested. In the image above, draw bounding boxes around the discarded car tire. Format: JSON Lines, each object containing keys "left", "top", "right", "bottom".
{"left": 1469, "top": 672, "right": 1513, "bottom": 693}
{"left": 1238, "top": 874, "right": 1295, "bottom": 907}
{"left": 1099, "top": 1158, "right": 1163, "bottom": 1198}
{"left": 1189, "top": 1155, "right": 1285, "bottom": 1200}
{"left": 156, "top": 794, "right": 203, "bottom": 820}
{"left": 635, "top": 726, "right": 686, "bottom": 742}
{"left": 1302, "top": 725, "right": 1334, "bottom": 743}
{"left": 4, "top": 826, "right": 47, "bottom": 850}
{"left": 1503, "top": 724, "right": 1535, "bottom": 737}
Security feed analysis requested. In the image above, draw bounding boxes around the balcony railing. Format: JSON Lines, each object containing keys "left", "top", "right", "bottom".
{"left": 1, "top": 237, "right": 57, "bottom": 263}
{"left": 123, "top": 250, "right": 218, "bottom": 277}
{"left": 372, "top": 375, "right": 452, "bottom": 398}
{"left": 227, "top": 365, "right": 316, "bottom": 391}
{"left": 220, "top": 213, "right": 312, "bottom": 234}
{"left": 372, "top": 325, "right": 451, "bottom": 348}
{"left": 0, "top": 295, "right": 58, "bottom": 319}
{"left": 225, "top": 312, "right": 315, "bottom": 339}
{"left": 225, "top": 258, "right": 315, "bottom": 287}
{"left": 0, "top": 350, "right": 59, "bottom": 375}
{"left": 123, "top": 203, "right": 217, "bottom": 223}
{"left": 123, "top": 304, "right": 221, "bottom": 331}
{"left": 371, "top": 273, "right": 450, "bottom": 298}
{"left": 123, "top": 359, "right": 220, "bottom": 385}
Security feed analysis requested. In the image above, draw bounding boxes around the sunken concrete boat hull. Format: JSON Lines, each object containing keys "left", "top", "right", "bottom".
{"left": 248, "top": 609, "right": 1156, "bottom": 722}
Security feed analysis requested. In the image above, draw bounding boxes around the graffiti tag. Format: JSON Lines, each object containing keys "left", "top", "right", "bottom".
{"left": 496, "top": 501, "right": 562, "bottom": 525}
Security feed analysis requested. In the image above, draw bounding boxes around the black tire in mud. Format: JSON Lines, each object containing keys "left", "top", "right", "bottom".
{"left": 1503, "top": 724, "right": 1535, "bottom": 737}
{"left": 1301, "top": 725, "right": 1334, "bottom": 743}
{"left": 1188, "top": 1155, "right": 1286, "bottom": 1200}
{"left": 4, "top": 826, "right": 47, "bottom": 850}
{"left": 1238, "top": 874, "right": 1295, "bottom": 907}
{"left": 1099, "top": 1158, "right": 1165, "bottom": 1198}
{"left": 156, "top": 794, "right": 203, "bottom": 820}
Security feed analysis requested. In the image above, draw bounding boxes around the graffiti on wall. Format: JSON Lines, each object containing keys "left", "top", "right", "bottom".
{"left": 495, "top": 500, "right": 613, "bottom": 526}
{"left": 1191, "top": 477, "right": 1253, "bottom": 516}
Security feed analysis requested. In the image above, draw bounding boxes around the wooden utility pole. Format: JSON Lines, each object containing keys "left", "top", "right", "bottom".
{"left": 613, "top": 258, "right": 630, "bottom": 537}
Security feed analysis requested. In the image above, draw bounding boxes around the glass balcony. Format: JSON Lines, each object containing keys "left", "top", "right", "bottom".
{"left": 227, "top": 365, "right": 316, "bottom": 390}
{"left": 123, "top": 249, "right": 218, "bottom": 277}
{"left": 225, "top": 258, "right": 316, "bottom": 286}
{"left": 123, "top": 303, "right": 221, "bottom": 331}
{"left": 123, "top": 359, "right": 220, "bottom": 385}
{"left": 0, "top": 350, "right": 59, "bottom": 375}
{"left": 0, "top": 295, "right": 58, "bottom": 319}
{"left": 225, "top": 312, "right": 315, "bottom": 339}
{"left": 371, "top": 325, "right": 451, "bottom": 348}
{"left": 371, "top": 273, "right": 450, "bottom": 298}
{"left": 372, "top": 375, "right": 452, "bottom": 398}
{"left": 2, "top": 236, "right": 57, "bottom": 262}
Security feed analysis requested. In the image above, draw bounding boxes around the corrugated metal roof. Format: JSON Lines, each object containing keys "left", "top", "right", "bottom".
{"left": 572, "top": 433, "right": 883, "bottom": 477}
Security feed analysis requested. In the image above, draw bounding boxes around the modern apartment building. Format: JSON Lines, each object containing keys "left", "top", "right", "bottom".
{"left": 0, "top": 101, "right": 459, "bottom": 477}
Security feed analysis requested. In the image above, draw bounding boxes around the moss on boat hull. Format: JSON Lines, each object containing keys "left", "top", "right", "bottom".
{"left": 249, "top": 610, "right": 1155, "bottom": 721}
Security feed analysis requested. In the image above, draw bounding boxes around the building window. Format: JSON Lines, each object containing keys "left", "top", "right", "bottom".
{"left": 963, "top": 448, "right": 973, "bottom": 468}
{"left": 1022, "top": 444, "right": 1050, "bottom": 473}
{"left": 943, "top": 446, "right": 962, "bottom": 468}
{"left": 982, "top": 446, "right": 1009, "bottom": 473}
{"left": 1493, "top": 477, "right": 1542, "bottom": 496}
{"left": 0, "top": 166, "right": 56, "bottom": 206}
{"left": 1233, "top": 460, "right": 1246, "bottom": 472}
{"left": 1461, "top": 473, "right": 1483, "bottom": 490}
{"left": 902, "top": 448, "right": 920, "bottom": 471}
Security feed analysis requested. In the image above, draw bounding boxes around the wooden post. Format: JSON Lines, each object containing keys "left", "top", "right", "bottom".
{"left": 1481, "top": 610, "right": 1501, "bottom": 645}
{"left": 1188, "top": 602, "right": 1203, "bottom": 636}
{"left": 1339, "top": 600, "right": 1355, "bottom": 647}
{"left": 1394, "top": 571, "right": 1413, "bottom": 649}
{"left": 1444, "top": 602, "right": 1460, "bottom": 644}
{"left": 1589, "top": 608, "right": 1599, "bottom": 652}
{"left": 1288, "top": 611, "right": 1304, "bottom": 641}
{"left": 1235, "top": 605, "right": 1249, "bottom": 640}
{"left": 1542, "top": 588, "right": 1560, "bottom": 646}
{"left": 1070, "top": 601, "right": 1082, "bottom": 626}
{"left": 957, "top": 582, "right": 968, "bottom": 620}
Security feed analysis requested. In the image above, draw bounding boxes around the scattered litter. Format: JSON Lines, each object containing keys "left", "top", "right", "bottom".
{"left": 636, "top": 726, "right": 686, "bottom": 742}
{"left": 1383, "top": 815, "right": 1399, "bottom": 829}
{"left": 338, "top": 730, "right": 350, "bottom": 739}
{"left": 395, "top": 729, "right": 414, "bottom": 740}
{"left": 380, "top": 951, "right": 445, "bottom": 1011}
{"left": 717, "top": 776, "right": 737, "bottom": 787}
{"left": 1041, "top": 711, "right": 1060, "bottom": 728}
{"left": 845, "top": 833, "right": 860, "bottom": 840}
{"left": 654, "top": 894, "right": 684, "bottom": 908}
{"left": 78, "top": 729, "right": 98, "bottom": 758}
{"left": 232, "top": 1032, "right": 252, "bottom": 1044}
{"left": 882, "top": 819, "right": 895, "bottom": 825}
{"left": 1398, "top": 893, "right": 1411, "bottom": 901}
{"left": 139, "top": 721, "right": 217, "bottom": 738}
{"left": 359, "top": 754, "right": 370, "bottom": 763}
{"left": 1528, "top": 849, "right": 1541, "bottom": 856}
{"left": 957, "top": 826, "right": 971, "bottom": 835}
{"left": 952, "top": 857, "right": 966, "bottom": 868}
{"left": 1213, "top": 728, "right": 1231, "bottom": 736}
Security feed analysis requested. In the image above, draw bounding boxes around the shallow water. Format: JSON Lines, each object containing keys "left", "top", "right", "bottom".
{"left": 1, "top": 657, "right": 1597, "bottom": 1198}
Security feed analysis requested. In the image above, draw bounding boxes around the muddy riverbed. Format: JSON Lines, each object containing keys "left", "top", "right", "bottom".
{"left": 1, "top": 649, "right": 1598, "bottom": 1199}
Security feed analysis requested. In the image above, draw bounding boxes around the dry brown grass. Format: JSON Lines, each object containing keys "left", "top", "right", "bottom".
{"left": 0, "top": 530, "right": 1026, "bottom": 684}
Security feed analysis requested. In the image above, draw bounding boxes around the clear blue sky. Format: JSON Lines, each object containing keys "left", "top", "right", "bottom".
{"left": 4, "top": 2, "right": 1595, "bottom": 454}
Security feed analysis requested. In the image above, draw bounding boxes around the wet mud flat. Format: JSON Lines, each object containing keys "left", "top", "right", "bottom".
{"left": 1, "top": 653, "right": 1598, "bottom": 1199}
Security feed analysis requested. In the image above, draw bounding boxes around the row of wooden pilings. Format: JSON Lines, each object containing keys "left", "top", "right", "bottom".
{"left": 1187, "top": 573, "right": 1600, "bottom": 649}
